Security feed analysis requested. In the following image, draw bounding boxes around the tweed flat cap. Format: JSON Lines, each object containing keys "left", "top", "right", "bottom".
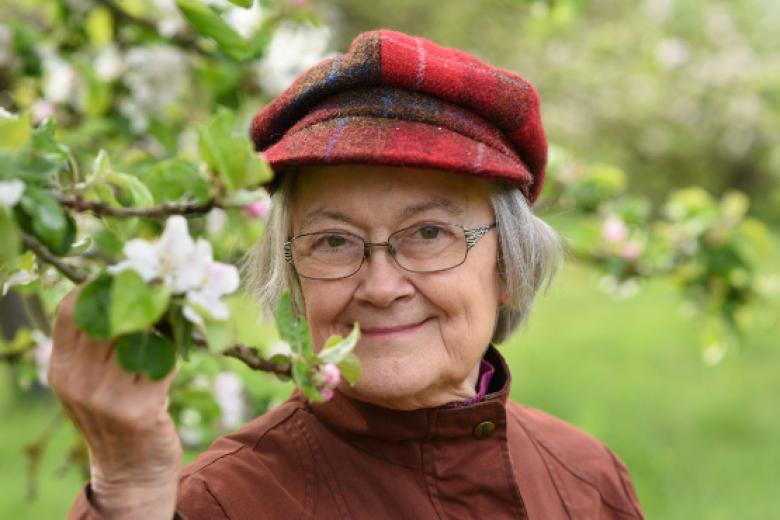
{"left": 250, "top": 29, "right": 548, "bottom": 204}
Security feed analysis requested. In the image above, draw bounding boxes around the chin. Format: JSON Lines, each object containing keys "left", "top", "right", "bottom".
{"left": 341, "top": 354, "right": 436, "bottom": 410}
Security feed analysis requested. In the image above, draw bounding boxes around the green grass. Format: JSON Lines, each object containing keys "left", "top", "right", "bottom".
{"left": 1, "top": 263, "right": 779, "bottom": 518}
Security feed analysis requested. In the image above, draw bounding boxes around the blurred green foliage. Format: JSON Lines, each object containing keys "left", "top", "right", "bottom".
{"left": 0, "top": 0, "right": 778, "bottom": 517}
{"left": 333, "top": 0, "right": 780, "bottom": 221}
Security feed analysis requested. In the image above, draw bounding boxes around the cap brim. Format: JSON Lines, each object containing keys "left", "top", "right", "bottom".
{"left": 262, "top": 116, "right": 534, "bottom": 198}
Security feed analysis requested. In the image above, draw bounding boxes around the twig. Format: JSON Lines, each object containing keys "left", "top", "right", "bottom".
{"left": 21, "top": 233, "right": 87, "bottom": 284}
{"left": 24, "top": 408, "right": 65, "bottom": 501}
{"left": 56, "top": 195, "right": 220, "bottom": 219}
{"left": 223, "top": 344, "right": 292, "bottom": 378}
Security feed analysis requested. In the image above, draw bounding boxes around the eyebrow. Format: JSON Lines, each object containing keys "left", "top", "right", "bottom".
{"left": 300, "top": 198, "right": 465, "bottom": 231}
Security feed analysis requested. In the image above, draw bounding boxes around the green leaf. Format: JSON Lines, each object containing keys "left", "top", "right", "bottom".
{"left": 199, "top": 109, "right": 273, "bottom": 192}
{"left": 0, "top": 110, "right": 32, "bottom": 151}
{"left": 175, "top": 0, "right": 253, "bottom": 61}
{"left": 291, "top": 356, "right": 321, "bottom": 402}
{"left": 0, "top": 210, "right": 21, "bottom": 269}
{"left": 106, "top": 172, "right": 155, "bottom": 208}
{"left": 273, "top": 293, "right": 313, "bottom": 358}
{"left": 337, "top": 353, "right": 362, "bottom": 386}
{"left": 15, "top": 188, "right": 76, "bottom": 256}
{"left": 225, "top": 293, "right": 271, "bottom": 348}
{"left": 109, "top": 270, "right": 171, "bottom": 336}
{"left": 116, "top": 331, "right": 177, "bottom": 381}
{"left": 170, "top": 305, "right": 193, "bottom": 361}
{"left": 87, "top": 149, "right": 112, "bottom": 184}
{"left": 74, "top": 273, "right": 113, "bottom": 341}
{"left": 204, "top": 317, "right": 234, "bottom": 353}
{"left": 319, "top": 323, "right": 361, "bottom": 364}
{"left": 136, "top": 159, "right": 210, "bottom": 204}
{"left": 85, "top": 7, "right": 113, "bottom": 47}
{"left": 227, "top": 0, "right": 253, "bottom": 7}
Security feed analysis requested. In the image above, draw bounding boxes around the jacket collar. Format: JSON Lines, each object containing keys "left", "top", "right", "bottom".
{"left": 302, "top": 345, "right": 512, "bottom": 469}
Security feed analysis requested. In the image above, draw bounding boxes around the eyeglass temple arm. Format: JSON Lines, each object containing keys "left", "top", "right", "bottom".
{"left": 464, "top": 224, "right": 496, "bottom": 250}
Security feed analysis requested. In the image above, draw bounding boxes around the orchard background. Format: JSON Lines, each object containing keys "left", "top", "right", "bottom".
{"left": 1, "top": 0, "right": 778, "bottom": 518}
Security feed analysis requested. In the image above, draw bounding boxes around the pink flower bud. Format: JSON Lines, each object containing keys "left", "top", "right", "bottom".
{"left": 321, "top": 363, "right": 341, "bottom": 387}
{"left": 244, "top": 200, "right": 271, "bottom": 219}
{"left": 620, "top": 242, "right": 642, "bottom": 261}
{"left": 321, "top": 387, "right": 334, "bottom": 401}
{"left": 602, "top": 216, "right": 628, "bottom": 244}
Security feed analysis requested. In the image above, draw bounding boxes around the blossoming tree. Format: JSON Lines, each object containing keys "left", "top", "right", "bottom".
{"left": 0, "top": 0, "right": 776, "bottom": 498}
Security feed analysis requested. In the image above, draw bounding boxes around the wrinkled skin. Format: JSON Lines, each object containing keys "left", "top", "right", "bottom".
{"left": 49, "top": 164, "right": 507, "bottom": 516}
{"left": 50, "top": 290, "right": 181, "bottom": 519}
{"left": 292, "top": 165, "right": 507, "bottom": 410}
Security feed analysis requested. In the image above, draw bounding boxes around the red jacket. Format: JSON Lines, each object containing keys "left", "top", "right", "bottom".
{"left": 69, "top": 346, "right": 644, "bottom": 519}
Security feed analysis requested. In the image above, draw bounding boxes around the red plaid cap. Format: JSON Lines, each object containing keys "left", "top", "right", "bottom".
{"left": 250, "top": 29, "right": 547, "bottom": 204}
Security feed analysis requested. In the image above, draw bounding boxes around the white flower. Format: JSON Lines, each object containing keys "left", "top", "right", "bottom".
{"left": 109, "top": 216, "right": 240, "bottom": 325}
{"left": 42, "top": 54, "right": 81, "bottom": 105}
{"left": 30, "top": 100, "right": 57, "bottom": 124}
{"left": 184, "top": 262, "right": 239, "bottom": 321}
{"left": 206, "top": 208, "right": 228, "bottom": 235}
{"left": 31, "top": 331, "right": 52, "bottom": 387}
{"left": 213, "top": 372, "right": 246, "bottom": 429}
{"left": 153, "top": 0, "right": 188, "bottom": 38}
{"left": 601, "top": 215, "right": 629, "bottom": 244}
{"left": 223, "top": 3, "right": 265, "bottom": 39}
{"left": 655, "top": 38, "right": 690, "bottom": 69}
{"left": 178, "top": 408, "right": 203, "bottom": 447}
{"left": 255, "top": 22, "right": 335, "bottom": 95}
{"left": 2, "top": 269, "right": 37, "bottom": 296}
{"left": 0, "top": 179, "right": 25, "bottom": 208}
{"left": 120, "top": 45, "right": 187, "bottom": 130}
{"left": 94, "top": 44, "right": 125, "bottom": 82}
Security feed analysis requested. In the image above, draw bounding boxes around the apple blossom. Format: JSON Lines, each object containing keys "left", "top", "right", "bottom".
{"left": 213, "top": 372, "right": 246, "bottom": 429}
{"left": 320, "top": 363, "right": 340, "bottom": 387}
{"left": 602, "top": 215, "right": 629, "bottom": 243}
{"left": 94, "top": 44, "right": 125, "bottom": 82}
{"left": 0, "top": 179, "right": 25, "bottom": 208}
{"left": 109, "top": 216, "right": 240, "bottom": 325}
{"left": 243, "top": 200, "right": 271, "bottom": 219}
{"left": 32, "top": 331, "right": 52, "bottom": 387}
{"left": 255, "top": 22, "right": 335, "bottom": 95}
{"left": 321, "top": 387, "right": 334, "bottom": 401}
{"left": 620, "top": 242, "right": 643, "bottom": 261}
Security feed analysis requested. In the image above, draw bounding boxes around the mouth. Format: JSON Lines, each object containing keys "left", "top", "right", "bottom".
{"left": 360, "top": 318, "right": 432, "bottom": 338}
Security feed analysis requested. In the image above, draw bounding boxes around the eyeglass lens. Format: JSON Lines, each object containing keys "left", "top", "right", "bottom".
{"left": 291, "top": 222, "right": 469, "bottom": 279}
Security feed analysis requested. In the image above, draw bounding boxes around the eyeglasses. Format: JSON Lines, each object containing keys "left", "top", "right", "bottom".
{"left": 284, "top": 221, "right": 496, "bottom": 280}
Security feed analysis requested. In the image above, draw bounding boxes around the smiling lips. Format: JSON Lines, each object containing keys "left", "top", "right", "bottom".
{"left": 360, "top": 318, "right": 431, "bottom": 337}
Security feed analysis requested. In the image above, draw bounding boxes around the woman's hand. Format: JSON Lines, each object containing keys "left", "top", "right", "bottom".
{"left": 49, "top": 288, "right": 182, "bottom": 520}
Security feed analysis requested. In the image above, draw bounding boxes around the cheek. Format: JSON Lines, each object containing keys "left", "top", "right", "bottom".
{"left": 300, "top": 280, "right": 353, "bottom": 350}
{"left": 431, "top": 259, "right": 500, "bottom": 351}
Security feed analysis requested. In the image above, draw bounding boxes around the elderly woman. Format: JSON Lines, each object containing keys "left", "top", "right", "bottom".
{"left": 55, "top": 30, "right": 644, "bottom": 519}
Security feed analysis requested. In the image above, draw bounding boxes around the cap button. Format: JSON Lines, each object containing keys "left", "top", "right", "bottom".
{"left": 473, "top": 421, "right": 496, "bottom": 439}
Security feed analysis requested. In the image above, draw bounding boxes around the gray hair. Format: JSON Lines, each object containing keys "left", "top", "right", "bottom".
{"left": 243, "top": 171, "right": 563, "bottom": 344}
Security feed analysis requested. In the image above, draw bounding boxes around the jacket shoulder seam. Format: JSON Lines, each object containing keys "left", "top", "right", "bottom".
{"left": 508, "top": 405, "right": 637, "bottom": 516}
{"left": 182, "top": 402, "right": 302, "bottom": 479}
{"left": 201, "top": 476, "right": 231, "bottom": 519}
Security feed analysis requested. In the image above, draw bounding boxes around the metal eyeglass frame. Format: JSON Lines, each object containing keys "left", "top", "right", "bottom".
{"left": 283, "top": 222, "right": 497, "bottom": 281}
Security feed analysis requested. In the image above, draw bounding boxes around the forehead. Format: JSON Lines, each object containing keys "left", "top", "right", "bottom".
{"left": 290, "top": 165, "right": 493, "bottom": 228}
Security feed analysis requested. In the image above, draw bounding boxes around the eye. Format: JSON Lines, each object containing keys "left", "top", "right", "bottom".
{"left": 416, "top": 225, "right": 442, "bottom": 240}
{"left": 325, "top": 234, "right": 346, "bottom": 248}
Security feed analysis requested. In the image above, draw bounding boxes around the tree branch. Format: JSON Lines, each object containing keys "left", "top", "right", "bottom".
{"left": 21, "top": 233, "right": 87, "bottom": 284}
{"left": 56, "top": 195, "right": 220, "bottom": 219}
{"left": 223, "top": 344, "right": 292, "bottom": 378}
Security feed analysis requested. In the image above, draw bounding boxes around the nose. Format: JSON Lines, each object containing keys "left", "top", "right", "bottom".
{"left": 353, "top": 244, "right": 414, "bottom": 308}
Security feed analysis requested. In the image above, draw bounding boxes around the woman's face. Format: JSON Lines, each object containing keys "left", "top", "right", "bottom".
{"left": 291, "top": 165, "right": 506, "bottom": 410}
